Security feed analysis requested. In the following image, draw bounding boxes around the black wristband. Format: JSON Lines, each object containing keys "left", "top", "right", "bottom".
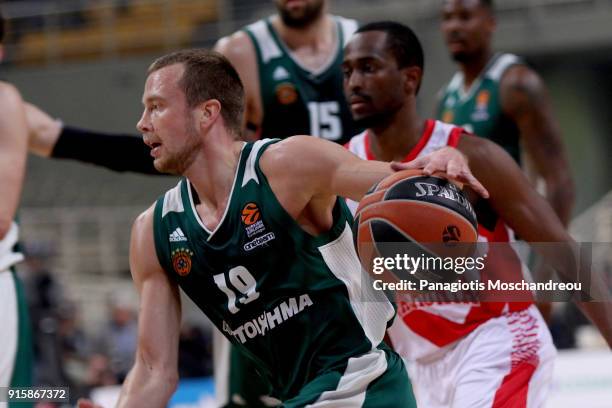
{"left": 52, "top": 126, "right": 161, "bottom": 175}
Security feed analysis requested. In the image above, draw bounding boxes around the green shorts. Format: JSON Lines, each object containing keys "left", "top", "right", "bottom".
{"left": 283, "top": 344, "right": 416, "bottom": 408}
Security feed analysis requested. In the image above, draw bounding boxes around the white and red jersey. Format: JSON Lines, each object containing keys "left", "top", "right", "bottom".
{"left": 346, "top": 119, "right": 533, "bottom": 361}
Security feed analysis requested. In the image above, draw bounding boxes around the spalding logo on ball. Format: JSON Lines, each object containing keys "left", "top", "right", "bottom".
{"left": 353, "top": 169, "right": 478, "bottom": 284}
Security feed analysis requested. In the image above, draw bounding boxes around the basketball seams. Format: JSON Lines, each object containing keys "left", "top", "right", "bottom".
{"left": 358, "top": 200, "right": 478, "bottom": 239}
{"left": 378, "top": 173, "right": 424, "bottom": 192}
{"left": 362, "top": 217, "right": 437, "bottom": 256}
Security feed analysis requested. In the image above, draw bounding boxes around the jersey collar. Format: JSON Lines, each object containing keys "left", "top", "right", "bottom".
{"left": 364, "top": 119, "right": 436, "bottom": 163}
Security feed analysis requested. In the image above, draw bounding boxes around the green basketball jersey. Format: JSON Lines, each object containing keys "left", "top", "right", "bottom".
{"left": 153, "top": 139, "right": 394, "bottom": 400}
{"left": 437, "top": 53, "right": 523, "bottom": 163}
{"left": 244, "top": 17, "right": 359, "bottom": 144}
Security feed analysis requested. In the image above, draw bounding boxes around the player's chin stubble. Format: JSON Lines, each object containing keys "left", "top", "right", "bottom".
{"left": 278, "top": 1, "right": 324, "bottom": 28}
{"left": 156, "top": 125, "right": 202, "bottom": 175}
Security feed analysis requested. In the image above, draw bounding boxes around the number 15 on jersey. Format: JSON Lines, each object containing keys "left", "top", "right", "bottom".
{"left": 308, "top": 101, "right": 342, "bottom": 141}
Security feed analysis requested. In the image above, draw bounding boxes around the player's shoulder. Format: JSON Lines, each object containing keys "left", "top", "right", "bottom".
{"left": 260, "top": 136, "right": 334, "bottom": 173}
{"left": 500, "top": 63, "right": 543, "bottom": 90}
{"left": 130, "top": 203, "right": 168, "bottom": 278}
{"left": 0, "top": 81, "right": 23, "bottom": 104}
{"left": 263, "top": 135, "right": 314, "bottom": 160}
{"left": 499, "top": 63, "right": 546, "bottom": 114}
{"left": 133, "top": 203, "right": 156, "bottom": 237}
{"left": 494, "top": 53, "right": 542, "bottom": 93}
{"left": 215, "top": 30, "right": 251, "bottom": 50}
{"left": 457, "top": 130, "right": 503, "bottom": 162}
{"left": 214, "top": 30, "right": 255, "bottom": 63}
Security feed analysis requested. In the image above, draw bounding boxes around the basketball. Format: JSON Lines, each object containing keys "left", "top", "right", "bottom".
{"left": 354, "top": 169, "right": 478, "bottom": 284}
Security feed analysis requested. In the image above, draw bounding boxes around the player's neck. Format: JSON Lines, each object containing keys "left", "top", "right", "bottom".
{"left": 272, "top": 14, "right": 333, "bottom": 52}
{"left": 184, "top": 129, "right": 244, "bottom": 224}
{"left": 367, "top": 104, "right": 424, "bottom": 163}
{"left": 459, "top": 49, "right": 493, "bottom": 88}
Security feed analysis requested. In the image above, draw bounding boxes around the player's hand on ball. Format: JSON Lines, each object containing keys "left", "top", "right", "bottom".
{"left": 392, "top": 146, "right": 489, "bottom": 198}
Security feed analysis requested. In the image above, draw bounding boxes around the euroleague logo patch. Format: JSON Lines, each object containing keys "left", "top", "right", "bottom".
{"left": 275, "top": 82, "right": 298, "bottom": 105}
{"left": 241, "top": 203, "right": 261, "bottom": 226}
{"left": 171, "top": 248, "right": 194, "bottom": 276}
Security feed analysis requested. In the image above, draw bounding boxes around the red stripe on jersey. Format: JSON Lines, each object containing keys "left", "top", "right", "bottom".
{"left": 405, "top": 119, "right": 436, "bottom": 161}
{"left": 364, "top": 132, "right": 376, "bottom": 161}
{"left": 364, "top": 119, "right": 436, "bottom": 162}
{"left": 447, "top": 126, "right": 464, "bottom": 147}
{"left": 491, "top": 358, "right": 539, "bottom": 408}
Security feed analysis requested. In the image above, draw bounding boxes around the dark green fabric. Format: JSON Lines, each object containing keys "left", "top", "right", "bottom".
{"left": 153, "top": 140, "right": 385, "bottom": 401}
{"left": 245, "top": 17, "right": 360, "bottom": 143}
{"left": 437, "top": 53, "right": 524, "bottom": 164}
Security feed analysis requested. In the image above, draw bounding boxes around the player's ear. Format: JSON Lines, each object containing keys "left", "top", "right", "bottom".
{"left": 484, "top": 7, "right": 497, "bottom": 35}
{"left": 403, "top": 66, "right": 422, "bottom": 96}
{"left": 198, "top": 99, "right": 222, "bottom": 128}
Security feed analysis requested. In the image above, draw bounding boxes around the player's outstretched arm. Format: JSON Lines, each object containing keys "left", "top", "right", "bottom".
{"left": 116, "top": 206, "right": 181, "bottom": 407}
{"left": 500, "top": 65, "right": 575, "bottom": 226}
{"left": 460, "top": 135, "right": 612, "bottom": 347}
{"left": 0, "top": 83, "right": 28, "bottom": 239}
{"left": 24, "top": 102, "right": 62, "bottom": 157}
{"left": 24, "top": 102, "right": 159, "bottom": 174}
{"left": 264, "top": 136, "right": 486, "bottom": 204}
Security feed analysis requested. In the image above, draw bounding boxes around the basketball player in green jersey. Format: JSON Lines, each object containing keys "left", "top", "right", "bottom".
{"left": 215, "top": 0, "right": 359, "bottom": 143}
{"left": 0, "top": 12, "right": 34, "bottom": 408}
{"left": 216, "top": 2, "right": 359, "bottom": 403}
{"left": 73, "top": 49, "right": 486, "bottom": 408}
{"left": 437, "top": 0, "right": 574, "bottom": 227}
{"left": 25, "top": 2, "right": 358, "bottom": 404}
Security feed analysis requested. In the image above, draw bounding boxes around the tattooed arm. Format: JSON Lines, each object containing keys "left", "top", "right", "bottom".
{"left": 500, "top": 65, "right": 574, "bottom": 226}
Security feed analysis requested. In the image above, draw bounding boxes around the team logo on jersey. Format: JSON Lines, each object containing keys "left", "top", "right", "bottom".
{"left": 471, "top": 90, "right": 490, "bottom": 121}
{"left": 241, "top": 203, "right": 261, "bottom": 225}
{"left": 445, "top": 95, "right": 456, "bottom": 107}
{"left": 442, "top": 110, "right": 454, "bottom": 124}
{"left": 171, "top": 248, "right": 194, "bottom": 276}
{"left": 241, "top": 203, "right": 266, "bottom": 238}
{"left": 273, "top": 66, "right": 290, "bottom": 81}
{"left": 275, "top": 82, "right": 298, "bottom": 105}
{"left": 244, "top": 232, "right": 276, "bottom": 252}
{"left": 169, "top": 227, "right": 188, "bottom": 242}
{"left": 476, "top": 90, "right": 490, "bottom": 107}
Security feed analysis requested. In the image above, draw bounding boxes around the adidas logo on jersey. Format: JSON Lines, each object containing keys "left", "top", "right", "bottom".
{"left": 169, "top": 227, "right": 188, "bottom": 242}
{"left": 273, "top": 66, "right": 289, "bottom": 81}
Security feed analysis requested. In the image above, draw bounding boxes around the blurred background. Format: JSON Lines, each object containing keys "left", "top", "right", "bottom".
{"left": 1, "top": 0, "right": 611, "bottom": 406}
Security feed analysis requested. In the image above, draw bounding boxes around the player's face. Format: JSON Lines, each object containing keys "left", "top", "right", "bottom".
{"left": 137, "top": 64, "right": 201, "bottom": 175}
{"left": 342, "top": 31, "right": 406, "bottom": 129}
{"left": 440, "top": 0, "right": 495, "bottom": 63}
{"left": 275, "top": 0, "right": 325, "bottom": 28}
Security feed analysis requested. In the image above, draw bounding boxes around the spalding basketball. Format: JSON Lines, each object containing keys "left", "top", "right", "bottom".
{"left": 354, "top": 169, "right": 478, "bottom": 284}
